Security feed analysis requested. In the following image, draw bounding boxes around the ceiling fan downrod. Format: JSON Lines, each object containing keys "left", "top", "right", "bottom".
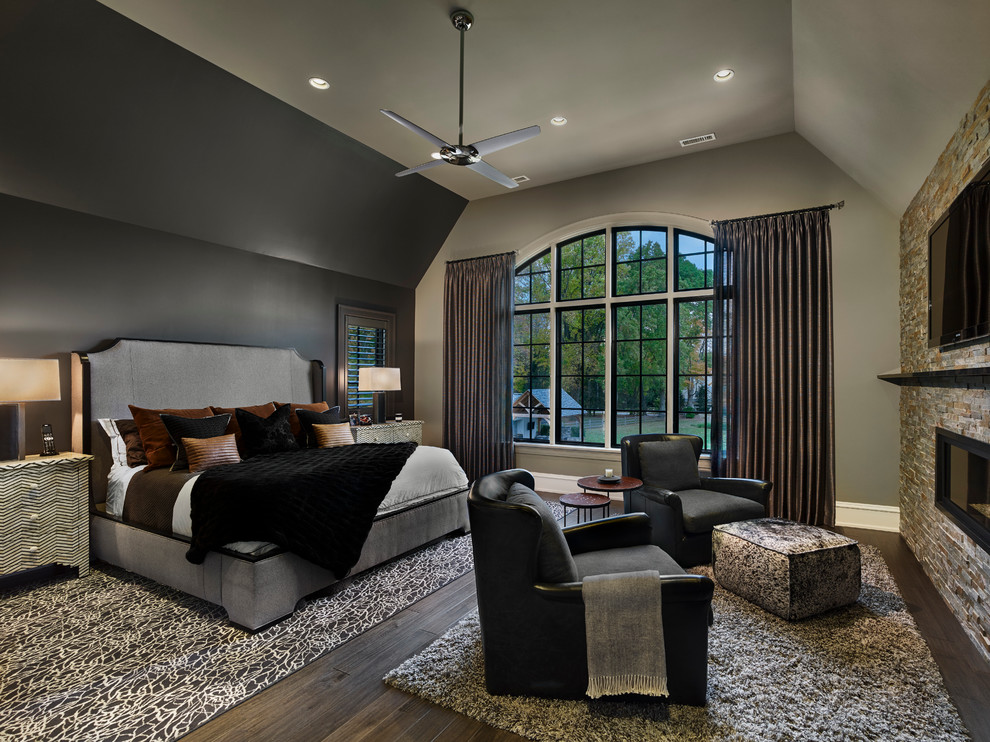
{"left": 451, "top": 9, "right": 473, "bottom": 148}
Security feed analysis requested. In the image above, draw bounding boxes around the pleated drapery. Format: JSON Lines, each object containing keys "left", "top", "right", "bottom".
{"left": 443, "top": 252, "right": 516, "bottom": 482}
{"left": 711, "top": 208, "right": 836, "bottom": 526}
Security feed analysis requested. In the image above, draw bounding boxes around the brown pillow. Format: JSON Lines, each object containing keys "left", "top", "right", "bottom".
{"left": 274, "top": 401, "right": 330, "bottom": 444}
{"left": 313, "top": 422, "right": 355, "bottom": 448}
{"left": 210, "top": 402, "right": 276, "bottom": 450}
{"left": 113, "top": 418, "right": 148, "bottom": 467}
{"left": 184, "top": 434, "right": 241, "bottom": 473}
{"left": 128, "top": 405, "right": 213, "bottom": 470}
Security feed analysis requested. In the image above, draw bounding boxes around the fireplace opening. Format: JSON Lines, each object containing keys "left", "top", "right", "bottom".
{"left": 935, "top": 428, "right": 990, "bottom": 554}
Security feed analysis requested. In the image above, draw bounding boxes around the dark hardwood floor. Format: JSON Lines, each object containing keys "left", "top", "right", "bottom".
{"left": 183, "top": 508, "right": 990, "bottom": 742}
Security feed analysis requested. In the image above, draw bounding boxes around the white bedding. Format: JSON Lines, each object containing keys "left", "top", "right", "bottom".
{"left": 106, "top": 446, "right": 468, "bottom": 555}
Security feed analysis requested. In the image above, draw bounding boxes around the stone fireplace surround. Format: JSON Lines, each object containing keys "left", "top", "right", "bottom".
{"left": 898, "top": 80, "right": 990, "bottom": 664}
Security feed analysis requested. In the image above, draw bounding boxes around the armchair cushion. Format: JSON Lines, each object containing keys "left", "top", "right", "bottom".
{"left": 639, "top": 439, "right": 702, "bottom": 491}
{"left": 573, "top": 544, "right": 684, "bottom": 580}
{"left": 678, "top": 489, "right": 766, "bottom": 534}
{"left": 507, "top": 482, "right": 578, "bottom": 583}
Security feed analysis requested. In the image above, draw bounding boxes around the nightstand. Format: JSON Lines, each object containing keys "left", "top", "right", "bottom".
{"left": 0, "top": 452, "right": 93, "bottom": 578}
{"left": 353, "top": 420, "right": 424, "bottom": 444}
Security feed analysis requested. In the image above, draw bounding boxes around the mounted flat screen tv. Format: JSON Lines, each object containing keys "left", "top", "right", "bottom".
{"left": 929, "top": 159, "right": 990, "bottom": 348}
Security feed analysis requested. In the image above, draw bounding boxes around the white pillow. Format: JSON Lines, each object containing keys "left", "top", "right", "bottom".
{"left": 98, "top": 418, "right": 129, "bottom": 468}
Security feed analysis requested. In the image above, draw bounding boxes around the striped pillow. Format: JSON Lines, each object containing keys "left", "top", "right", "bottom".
{"left": 183, "top": 434, "right": 241, "bottom": 472}
{"left": 313, "top": 422, "right": 355, "bottom": 448}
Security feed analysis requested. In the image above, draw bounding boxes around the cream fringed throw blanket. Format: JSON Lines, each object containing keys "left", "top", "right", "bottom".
{"left": 583, "top": 569, "right": 667, "bottom": 698}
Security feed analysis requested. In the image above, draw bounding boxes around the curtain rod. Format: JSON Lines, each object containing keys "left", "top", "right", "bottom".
{"left": 710, "top": 200, "right": 844, "bottom": 227}
{"left": 445, "top": 251, "right": 516, "bottom": 265}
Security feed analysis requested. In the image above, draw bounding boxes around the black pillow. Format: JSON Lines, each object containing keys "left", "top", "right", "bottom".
{"left": 296, "top": 406, "right": 342, "bottom": 448}
{"left": 236, "top": 403, "right": 300, "bottom": 458}
{"left": 160, "top": 413, "right": 232, "bottom": 471}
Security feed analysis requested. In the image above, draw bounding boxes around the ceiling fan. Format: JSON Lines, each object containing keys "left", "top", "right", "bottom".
{"left": 381, "top": 9, "right": 540, "bottom": 189}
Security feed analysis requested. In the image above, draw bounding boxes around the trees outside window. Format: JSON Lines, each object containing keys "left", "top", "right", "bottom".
{"left": 512, "top": 224, "right": 715, "bottom": 449}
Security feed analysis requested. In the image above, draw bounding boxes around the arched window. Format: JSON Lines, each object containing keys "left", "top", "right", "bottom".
{"left": 512, "top": 224, "right": 714, "bottom": 449}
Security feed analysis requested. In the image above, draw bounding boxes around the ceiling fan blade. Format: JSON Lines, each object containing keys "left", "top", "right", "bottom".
{"left": 467, "top": 159, "right": 519, "bottom": 188}
{"left": 380, "top": 109, "right": 450, "bottom": 150}
{"left": 471, "top": 125, "right": 541, "bottom": 157}
{"left": 395, "top": 159, "right": 445, "bottom": 177}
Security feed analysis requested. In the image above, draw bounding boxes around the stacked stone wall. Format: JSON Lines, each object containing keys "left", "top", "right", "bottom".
{"left": 899, "top": 79, "right": 990, "bottom": 662}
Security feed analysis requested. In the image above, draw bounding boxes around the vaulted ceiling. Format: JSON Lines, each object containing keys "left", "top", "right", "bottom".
{"left": 96, "top": 0, "right": 990, "bottom": 214}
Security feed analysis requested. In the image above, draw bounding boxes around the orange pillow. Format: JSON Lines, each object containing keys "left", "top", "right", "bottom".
{"left": 273, "top": 401, "right": 330, "bottom": 443}
{"left": 210, "top": 403, "right": 276, "bottom": 447}
{"left": 184, "top": 434, "right": 241, "bottom": 472}
{"left": 313, "top": 422, "right": 355, "bottom": 448}
{"left": 128, "top": 405, "right": 213, "bottom": 470}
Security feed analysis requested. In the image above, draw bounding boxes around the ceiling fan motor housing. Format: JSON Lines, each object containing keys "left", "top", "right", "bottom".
{"left": 440, "top": 144, "right": 481, "bottom": 166}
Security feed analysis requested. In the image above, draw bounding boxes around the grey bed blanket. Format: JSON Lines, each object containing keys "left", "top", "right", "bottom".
{"left": 583, "top": 569, "right": 668, "bottom": 698}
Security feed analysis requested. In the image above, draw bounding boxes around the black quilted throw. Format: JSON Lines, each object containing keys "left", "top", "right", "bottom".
{"left": 186, "top": 443, "right": 416, "bottom": 577}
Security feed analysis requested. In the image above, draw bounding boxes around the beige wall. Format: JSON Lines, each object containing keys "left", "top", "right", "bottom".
{"left": 416, "top": 132, "right": 901, "bottom": 508}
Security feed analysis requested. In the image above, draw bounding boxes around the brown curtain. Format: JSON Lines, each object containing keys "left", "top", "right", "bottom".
{"left": 443, "top": 252, "right": 515, "bottom": 481}
{"left": 711, "top": 208, "right": 835, "bottom": 526}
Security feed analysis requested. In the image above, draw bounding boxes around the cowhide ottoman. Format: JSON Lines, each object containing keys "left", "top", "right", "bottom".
{"left": 712, "top": 518, "right": 861, "bottom": 620}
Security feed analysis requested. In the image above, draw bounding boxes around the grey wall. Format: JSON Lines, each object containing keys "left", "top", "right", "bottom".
{"left": 416, "top": 133, "right": 902, "bottom": 510}
{"left": 0, "top": 0, "right": 465, "bottom": 289}
{"left": 0, "top": 192, "right": 415, "bottom": 454}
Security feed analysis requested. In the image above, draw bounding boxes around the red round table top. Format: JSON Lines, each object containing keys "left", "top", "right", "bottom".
{"left": 576, "top": 475, "right": 644, "bottom": 493}
{"left": 559, "top": 492, "right": 611, "bottom": 508}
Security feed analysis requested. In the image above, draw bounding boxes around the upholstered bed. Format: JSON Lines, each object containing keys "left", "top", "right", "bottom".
{"left": 71, "top": 338, "right": 470, "bottom": 630}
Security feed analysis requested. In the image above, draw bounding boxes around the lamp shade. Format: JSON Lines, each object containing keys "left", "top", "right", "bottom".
{"left": 0, "top": 358, "right": 61, "bottom": 402}
{"left": 358, "top": 366, "right": 401, "bottom": 392}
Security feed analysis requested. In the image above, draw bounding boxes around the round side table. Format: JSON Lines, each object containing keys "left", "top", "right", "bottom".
{"left": 559, "top": 492, "right": 611, "bottom": 526}
{"left": 576, "top": 475, "right": 644, "bottom": 496}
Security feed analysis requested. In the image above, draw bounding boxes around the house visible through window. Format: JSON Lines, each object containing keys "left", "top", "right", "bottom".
{"left": 512, "top": 224, "right": 715, "bottom": 450}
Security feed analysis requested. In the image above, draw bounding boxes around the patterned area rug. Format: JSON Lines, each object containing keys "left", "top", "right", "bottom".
{"left": 0, "top": 533, "right": 473, "bottom": 742}
{"left": 385, "top": 545, "right": 972, "bottom": 742}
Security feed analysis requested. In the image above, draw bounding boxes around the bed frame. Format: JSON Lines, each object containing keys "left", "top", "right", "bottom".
{"left": 71, "top": 338, "right": 469, "bottom": 630}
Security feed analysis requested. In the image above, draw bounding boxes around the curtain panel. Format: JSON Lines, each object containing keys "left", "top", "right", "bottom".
{"left": 443, "top": 252, "right": 516, "bottom": 481}
{"left": 712, "top": 209, "right": 836, "bottom": 526}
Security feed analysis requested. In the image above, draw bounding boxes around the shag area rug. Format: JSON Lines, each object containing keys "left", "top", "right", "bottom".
{"left": 0, "top": 533, "right": 473, "bottom": 742}
{"left": 384, "top": 545, "right": 971, "bottom": 742}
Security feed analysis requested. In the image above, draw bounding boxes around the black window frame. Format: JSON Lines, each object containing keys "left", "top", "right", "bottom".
{"left": 673, "top": 228, "right": 715, "bottom": 292}
{"left": 514, "top": 248, "right": 552, "bottom": 306}
{"left": 336, "top": 304, "right": 396, "bottom": 419}
{"left": 612, "top": 225, "right": 669, "bottom": 298}
{"left": 611, "top": 298, "right": 668, "bottom": 447}
{"left": 557, "top": 230, "right": 607, "bottom": 302}
{"left": 674, "top": 296, "right": 714, "bottom": 450}
{"left": 512, "top": 308, "right": 552, "bottom": 443}
{"left": 556, "top": 303, "right": 606, "bottom": 447}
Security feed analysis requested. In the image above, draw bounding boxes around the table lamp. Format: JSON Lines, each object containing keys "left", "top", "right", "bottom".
{"left": 0, "top": 358, "right": 61, "bottom": 461}
{"left": 358, "top": 366, "right": 400, "bottom": 424}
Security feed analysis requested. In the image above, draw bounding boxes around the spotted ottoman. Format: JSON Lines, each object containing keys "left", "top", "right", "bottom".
{"left": 712, "top": 517, "right": 861, "bottom": 620}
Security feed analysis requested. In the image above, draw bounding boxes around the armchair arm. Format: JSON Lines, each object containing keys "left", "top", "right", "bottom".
{"left": 562, "top": 513, "right": 652, "bottom": 555}
{"left": 700, "top": 476, "right": 772, "bottom": 509}
{"left": 636, "top": 486, "right": 682, "bottom": 510}
{"left": 535, "top": 574, "right": 714, "bottom": 605}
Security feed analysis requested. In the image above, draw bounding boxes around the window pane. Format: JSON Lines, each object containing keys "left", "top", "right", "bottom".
{"left": 515, "top": 249, "right": 551, "bottom": 306}
{"left": 675, "top": 230, "right": 714, "bottom": 291}
{"left": 558, "top": 231, "right": 606, "bottom": 301}
{"left": 557, "top": 305, "right": 606, "bottom": 447}
{"left": 532, "top": 271, "right": 551, "bottom": 302}
{"left": 512, "top": 310, "right": 551, "bottom": 443}
{"left": 613, "top": 227, "right": 667, "bottom": 297}
{"left": 610, "top": 300, "right": 667, "bottom": 446}
{"left": 675, "top": 298, "right": 713, "bottom": 449}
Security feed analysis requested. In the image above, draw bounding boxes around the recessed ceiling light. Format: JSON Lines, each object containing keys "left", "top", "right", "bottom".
{"left": 550, "top": 116, "right": 567, "bottom": 126}
{"left": 713, "top": 69, "right": 734, "bottom": 82}
{"left": 308, "top": 77, "right": 330, "bottom": 90}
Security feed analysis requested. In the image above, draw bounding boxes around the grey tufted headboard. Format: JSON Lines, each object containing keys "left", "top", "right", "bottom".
{"left": 71, "top": 338, "right": 325, "bottom": 505}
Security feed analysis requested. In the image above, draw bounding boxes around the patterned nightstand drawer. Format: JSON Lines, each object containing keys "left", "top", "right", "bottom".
{"left": 0, "top": 453, "right": 92, "bottom": 578}
{"left": 353, "top": 420, "right": 424, "bottom": 444}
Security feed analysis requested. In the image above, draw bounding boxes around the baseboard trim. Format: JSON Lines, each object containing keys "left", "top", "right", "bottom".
{"left": 531, "top": 472, "right": 901, "bottom": 531}
{"left": 835, "top": 501, "right": 900, "bottom": 533}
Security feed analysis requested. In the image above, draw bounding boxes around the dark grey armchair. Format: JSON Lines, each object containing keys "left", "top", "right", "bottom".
{"left": 469, "top": 469, "right": 714, "bottom": 705}
{"left": 620, "top": 434, "right": 772, "bottom": 567}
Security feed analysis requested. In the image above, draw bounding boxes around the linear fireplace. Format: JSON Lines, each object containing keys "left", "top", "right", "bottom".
{"left": 935, "top": 428, "right": 990, "bottom": 554}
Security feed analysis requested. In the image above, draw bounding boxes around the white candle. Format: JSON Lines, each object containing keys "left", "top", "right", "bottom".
{"left": 604, "top": 468, "right": 614, "bottom": 478}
